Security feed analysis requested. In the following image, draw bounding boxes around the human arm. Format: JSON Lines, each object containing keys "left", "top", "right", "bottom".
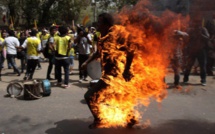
{"left": 81, "top": 51, "right": 99, "bottom": 70}
{"left": 48, "top": 37, "right": 55, "bottom": 52}
{"left": 123, "top": 50, "right": 134, "bottom": 81}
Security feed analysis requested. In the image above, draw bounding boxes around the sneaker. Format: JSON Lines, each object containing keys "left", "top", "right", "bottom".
{"left": 83, "top": 78, "right": 88, "bottom": 81}
{"left": 36, "top": 67, "right": 42, "bottom": 70}
{"left": 201, "top": 82, "right": 206, "bottom": 86}
{"left": 183, "top": 80, "right": 188, "bottom": 84}
{"left": 54, "top": 82, "right": 62, "bottom": 86}
{"left": 62, "top": 84, "right": 70, "bottom": 88}
{"left": 78, "top": 79, "right": 83, "bottom": 83}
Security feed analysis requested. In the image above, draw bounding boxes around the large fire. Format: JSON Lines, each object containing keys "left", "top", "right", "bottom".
{"left": 91, "top": 0, "right": 189, "bottom": 128}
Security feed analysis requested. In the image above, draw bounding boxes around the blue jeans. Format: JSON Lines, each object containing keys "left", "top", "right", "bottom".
{"left": 7, "top": 54, "right": 20, "bottom": 74}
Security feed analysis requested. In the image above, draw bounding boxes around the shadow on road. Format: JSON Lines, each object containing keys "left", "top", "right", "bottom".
{"left": 45, "top": 119, "right": 215, "bottom": 134}
{"left": 0, "top": 115, "right": 52, "bottom": 134}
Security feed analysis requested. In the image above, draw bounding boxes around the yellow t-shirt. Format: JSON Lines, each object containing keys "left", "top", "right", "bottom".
{"left": 27, "top": 38, "right": 41, "bottom": 56}
{"left": 36, "top": 32, "right": 42, "bottom": 39}
{"left": 0, "top": 37, "right": 4, "bottom": 51}
{"left": 54, "top": 35, "right": 70, "bottom": 56}
{"left": 41, "top": 34, "right": 50, "bottom": 40}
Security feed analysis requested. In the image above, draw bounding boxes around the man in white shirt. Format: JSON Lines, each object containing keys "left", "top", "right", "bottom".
{"left": 1, "top": 30, "right": 20, "bottom": 76}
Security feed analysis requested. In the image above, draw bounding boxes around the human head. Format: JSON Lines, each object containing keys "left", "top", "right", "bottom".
{"left": 97, "top": 13, "right": 114, "bottom": 37}
{"left": 30, "top": 29, "right": 37, "bottom": 36}
{"left": 58, "top": 26, "right": 68, "bottom": 36}
{"left": 8, "top": 30, "right": 15, "bottom": 37}
{"left": 49, "top": 26, "right": 57, "bottom": 35}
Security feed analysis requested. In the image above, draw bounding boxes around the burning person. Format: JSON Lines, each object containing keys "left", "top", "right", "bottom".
{"left": 82, "top": 13, "right": 138, "bottom": 129}
{"left": 80, "top": 0, "right": 186, "bottom": 127}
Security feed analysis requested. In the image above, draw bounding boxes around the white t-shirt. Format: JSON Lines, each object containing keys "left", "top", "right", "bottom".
{"left": 78, "top": 37, "right": 92, "bottom": 55}
{"left": 2, "top": 36, "right": 20, "bottom": 55}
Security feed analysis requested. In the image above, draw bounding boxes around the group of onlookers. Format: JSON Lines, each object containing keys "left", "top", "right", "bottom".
{"left": 170, "top": 15, "right": 215, "bottom": 88}
{"left": 0, "top": 24, "right": 99, "bottom": 88}
{"left": 0, "top": 14, "right": 214, "bottom": 89}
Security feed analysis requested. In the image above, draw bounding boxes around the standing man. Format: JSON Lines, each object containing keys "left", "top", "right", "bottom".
{"left": 1, "top": 30, "right": 20, "bottom": 76}
{"left": 50, "top": 26, "right": 72, "bottom": 88}
{"left": 0, "top": 34, "right": 5, "bottom": 80}
{"left": 183, "top": 16, "right": 210, "bottom": 86}
{"left": 75, "top": 29, "right": 92, "bottom": 82}
{"left": 46, "top": 26, "right": 58, "bottom": 80}
{"left": 21, "top": 29, "right": 42, "bottom": 80}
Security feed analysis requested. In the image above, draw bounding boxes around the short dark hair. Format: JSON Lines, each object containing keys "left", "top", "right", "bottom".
{"left": 8, "top": 30, "right": 15, "bottom": 36}
{"left": 50, "top": 26, "right": 57, "bottom": 32}
{"left": 58, "top": 26, "right": 68, "bottom": 35}
{"left": 30, "top": 29, "right": 37, "bottom": 36}
{"left": 98, "top": 13, "right": 114, "bottom": 27}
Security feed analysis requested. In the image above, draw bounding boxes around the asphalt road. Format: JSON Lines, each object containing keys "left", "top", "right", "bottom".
{"left": 0, "top": 59, "right": 214, "bottom": 134}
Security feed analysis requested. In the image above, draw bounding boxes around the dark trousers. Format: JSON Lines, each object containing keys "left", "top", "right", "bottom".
{"left": 206, "top": 56, "right": 214, "bottom": 75}
{"left": 84, "top": 79, "right": 108, "bottom": 122}
{"left": 0, "top": 52, "right": 4, "bottom": 68}
{"left": 171, "top": 58, "right": 181, "bottom": 86}
{"left": 46, "top": 55, "right": 57, "bottom": 79}
{"left": 184, "top": 50, "right": 207, "bottom": 83}
{"left": 78, "top": 54, "right": 89, "bottom": 79}
{"left": 0, "top": 52, "right": 4, "bottom": 77}
{"left": 25, "top": 59, "right": 38, "bottom": 79}
{"left": 20, "top": 53, "right": 27, "bottom": 72}
{"left": 7, "top": 54, "right": 20, "bottom": 74}
{"left": 55, "top": 58, "right": 70, "bottom": 85}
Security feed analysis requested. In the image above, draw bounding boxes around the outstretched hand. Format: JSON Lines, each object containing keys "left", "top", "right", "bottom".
{"left": 81, "top": 62, "right": 88, "bottom": 70}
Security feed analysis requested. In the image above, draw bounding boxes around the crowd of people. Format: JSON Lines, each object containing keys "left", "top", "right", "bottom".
{"left": 0, "top": 13, "right": 214, "bottom": 87}
{"left": 170, "top": 14, "right": 215, "bottom": 88}
{"left": 0, "top": 23, "right": 99, "bottom": 87}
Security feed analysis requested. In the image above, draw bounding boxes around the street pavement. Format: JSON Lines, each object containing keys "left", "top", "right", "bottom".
{"left": 0, "top": 59, "right": 215, "bottom": 134}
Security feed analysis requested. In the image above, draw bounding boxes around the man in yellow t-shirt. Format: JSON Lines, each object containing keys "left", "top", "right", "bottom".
{"left": 21, "top": 29, "right": 42, "bottom": 80}
{"left": 0, "top": 36, "right": 4, "bottom": 80}
{"left": 50, "top": 26, "right": 72, "bottom": 88}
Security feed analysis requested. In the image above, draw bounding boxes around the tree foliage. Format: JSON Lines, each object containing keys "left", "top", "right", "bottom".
{"left": 2, "top": 0, "right": 140, "bottom": 28}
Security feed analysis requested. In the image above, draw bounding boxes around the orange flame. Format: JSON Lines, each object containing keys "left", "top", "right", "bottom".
{"left": 91, "top": 0, "right": 189, "bottom": 128}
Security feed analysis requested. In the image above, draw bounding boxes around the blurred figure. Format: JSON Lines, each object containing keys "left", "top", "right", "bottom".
{"left": 17, "top": 31, "right": 27, "bottom": 73}
{"left": 205, "top": 16, "right": 215, "bottom": 76}
{"left": 74, "top": 28, "right": 92, "bottom": 83}
{"left": 21, "top": 29, "right": 42, "bottom": 80}
{"left": 1, "top": 30, "right": 20, "bottom": 76}
{"left": 46, "top": 26, "right": 58, "bottom": 80}
{"left": 170, "top": 30, "right": 188, "bottom": 88}
{"left": 183, "top": 16, "right": 210, "bottom": 86}
{"left": 0, "top": 32, "right": 5, "bottom": 80}
{"left": 40, "top": 28, "right": 50, "bottom": 61}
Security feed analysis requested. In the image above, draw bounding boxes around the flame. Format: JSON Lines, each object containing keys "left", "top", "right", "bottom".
{"left": 91, "top": 0, "right": 189, "bottom": 128}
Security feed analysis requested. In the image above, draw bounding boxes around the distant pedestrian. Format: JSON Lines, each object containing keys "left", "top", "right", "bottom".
{"left": 1, "top": 30, "right": 21, "bottom": 76}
